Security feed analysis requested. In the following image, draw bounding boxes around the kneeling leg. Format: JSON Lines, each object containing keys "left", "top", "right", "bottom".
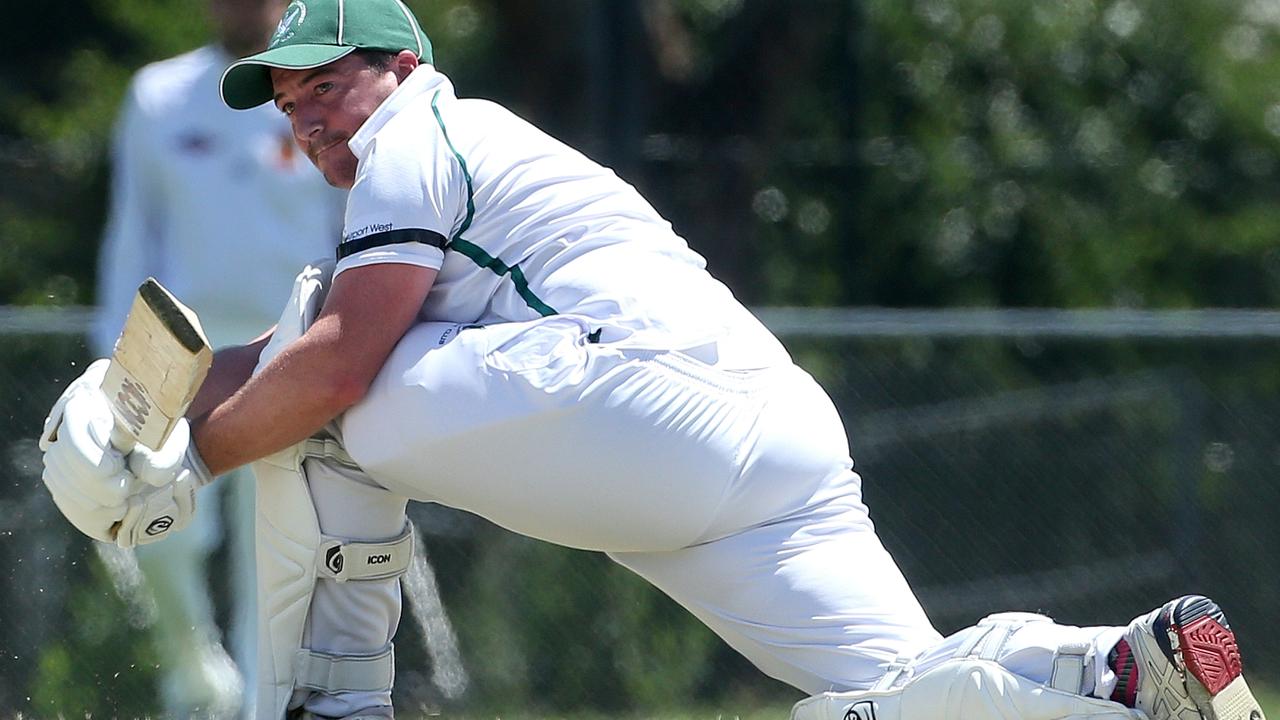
{"left": 256, "top": 441, "right": 412, "bottom": 720}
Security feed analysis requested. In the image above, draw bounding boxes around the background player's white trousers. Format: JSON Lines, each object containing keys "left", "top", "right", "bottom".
{"left": 336, "top": 316, "right": 1124, "bottom": 697}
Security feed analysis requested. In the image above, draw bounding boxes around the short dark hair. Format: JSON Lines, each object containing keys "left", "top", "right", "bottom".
{"left": 354, "top": 49, "right": 399, "bottom": 71}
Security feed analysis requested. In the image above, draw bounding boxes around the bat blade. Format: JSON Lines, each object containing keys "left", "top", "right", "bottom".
{"left": 100, "top": 278, "right": 212, "bottom": 451}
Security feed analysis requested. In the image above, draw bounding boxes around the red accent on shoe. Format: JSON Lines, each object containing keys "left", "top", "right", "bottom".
{"left": 1177, "top": 615, "right": 1243, "bottom": 695}
{"left": 1109, "top": 638, "right": 1139, "bottom": 708}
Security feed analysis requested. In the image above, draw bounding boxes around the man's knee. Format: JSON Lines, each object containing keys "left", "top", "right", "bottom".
{"left": 791, "top": 658, "right": 1140, "bottom": 720}
{"left": 793, "top": 612, "right": 1140, "bottom": 720}
{"left": 255, "top": 440, "right": 411, "bottom": 719}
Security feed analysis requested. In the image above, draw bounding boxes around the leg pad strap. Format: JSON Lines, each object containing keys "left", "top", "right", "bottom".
{"left": 317, "top": 523, "right": 414, "bottom": 583}
{"left": 295, "top": 644, "right": 395, "bottom": 694}
{"left": 303, "top": 437, "right": 415, "bottom": 584}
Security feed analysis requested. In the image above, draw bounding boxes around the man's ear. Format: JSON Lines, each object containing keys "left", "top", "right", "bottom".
{"left": 392, "top": 50, "right": 420, "bottom": 82}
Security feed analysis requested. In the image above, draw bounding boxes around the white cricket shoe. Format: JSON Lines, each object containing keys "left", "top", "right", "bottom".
{"left": 1117, "top": 595, "right": 1265, "bottom": 720}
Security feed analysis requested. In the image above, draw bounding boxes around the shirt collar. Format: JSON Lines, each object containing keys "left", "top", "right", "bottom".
{"left": 349, "top": 65, "right": 449, "bottom": 158}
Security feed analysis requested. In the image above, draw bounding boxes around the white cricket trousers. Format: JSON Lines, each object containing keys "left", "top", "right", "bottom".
{"left": 337, "top": 316, "right": 1123, "bottom": 697}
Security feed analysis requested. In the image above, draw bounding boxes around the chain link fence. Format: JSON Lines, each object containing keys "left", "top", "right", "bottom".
{"left": 1, "top": 308, "right": 1277, "bottom": 718}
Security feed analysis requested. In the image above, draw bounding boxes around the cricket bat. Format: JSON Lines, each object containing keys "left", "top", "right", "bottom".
{"left": 101, "top": 278, "right": 213, "bottom": 452}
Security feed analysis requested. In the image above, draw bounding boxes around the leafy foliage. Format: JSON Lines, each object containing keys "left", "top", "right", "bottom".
{"left": 6, "top": 0, "right": 1280, "bottom": 307}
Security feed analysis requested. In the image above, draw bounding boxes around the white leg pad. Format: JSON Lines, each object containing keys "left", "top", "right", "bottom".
{"left": 254, "top": 439, "right": 322, "bottom": 719}
{"left": 790, "top": 658, "right": 1143, "bottom": 720}
{"left": 252, "top": 262, "right": 412, "bottom": 719}
{"left": 254, "top": 440, "right": 412, "bottom": 719}
{"left": 254, "top": 261, "right": 332, "bottom": 719}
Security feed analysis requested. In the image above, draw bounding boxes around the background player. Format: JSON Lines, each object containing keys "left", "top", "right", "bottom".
{"left": 93, "top": 0, "right": 344, "bottom": 714}
{"left": 46, "top": 0, "right": 1267, "bottom": 718}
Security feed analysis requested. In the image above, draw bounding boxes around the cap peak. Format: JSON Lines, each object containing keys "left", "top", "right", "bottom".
{"left": 220, "top": 0, "right": 432, "bottom": 110}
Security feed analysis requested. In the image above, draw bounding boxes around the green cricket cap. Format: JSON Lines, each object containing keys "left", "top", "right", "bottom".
{"left": 220, "top": 0, "right": 433, "bottom": 110}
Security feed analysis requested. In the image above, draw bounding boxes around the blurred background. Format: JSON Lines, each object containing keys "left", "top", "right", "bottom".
{"left": 2, "top": 0, "right": 1280, "bottom": 717}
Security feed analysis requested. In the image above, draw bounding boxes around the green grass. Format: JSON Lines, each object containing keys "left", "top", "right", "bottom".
{"left": 438, "top": 708, "right": 795, "bottom": 720}
{"left": 1255, "top": 680, "right": 1280, "bottom": 719}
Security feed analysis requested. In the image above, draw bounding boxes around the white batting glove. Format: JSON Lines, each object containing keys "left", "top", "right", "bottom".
{"left": 114, "top": 418, "right": 213, "bottom": 547}
{"left": 39, "top": 359, "right": 134, "bottom": 544}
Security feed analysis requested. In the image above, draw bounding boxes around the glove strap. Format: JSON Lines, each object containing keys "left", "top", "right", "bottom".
{"left": 184, "top": 441, "right": 215, "bottom": 487}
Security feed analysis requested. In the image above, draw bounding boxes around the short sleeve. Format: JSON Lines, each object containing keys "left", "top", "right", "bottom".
{"left": 337, "top": 118, "right": 464, "bottom": 276}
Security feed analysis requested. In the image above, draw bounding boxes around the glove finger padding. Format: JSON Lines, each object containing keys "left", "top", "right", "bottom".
{"left": 115, "top": 472, "right": 199, "bottom": 548}
{"left": 40, "top": 359, "right": 111, "bottom": 451}
{"left": 41, "top": 471, "right": 127, "bottom": 544}
{"left": 128, "top": 417, "right": 193, "bottom": 488}
{"left": 116, "top": 419, "right": 212, "bottom": 547}
{"left": 39, "top": 358, "right": 148, "bottom": 545}
{"left": 41, "top": 391, "right": 135, "bottom": 508}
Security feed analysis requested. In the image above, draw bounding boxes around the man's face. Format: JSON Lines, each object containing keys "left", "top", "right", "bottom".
{"left": 208, "top": 0, "right": 287, "bottom": 57}
{"left": 271, "top": 53, "right": 406, "bottom": 189}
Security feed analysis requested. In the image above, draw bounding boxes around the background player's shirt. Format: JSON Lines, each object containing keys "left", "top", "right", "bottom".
{"left": 338, "top": 67, "right": 788, "bottom": 368}
{"left": 95, "top": 45, "right": 346, "bottom": 352}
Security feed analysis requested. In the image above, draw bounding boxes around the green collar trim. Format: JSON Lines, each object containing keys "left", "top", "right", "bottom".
{"left": 430, "top": 91, "right": 557, "bottom": 318}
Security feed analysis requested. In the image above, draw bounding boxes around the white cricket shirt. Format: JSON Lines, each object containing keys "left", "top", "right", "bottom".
{"left": 95, "top": 46, "right": 346, "bottom": 351}
{"left": 338, "top": 66, "right": 788, "bottom": 362}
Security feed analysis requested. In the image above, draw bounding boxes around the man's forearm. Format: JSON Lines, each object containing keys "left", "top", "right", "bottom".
{"left": 188, "top": 263, "right": 437, "bottom": 476}
{"left": 188, "top": 316, "right": 367, "bottom": 476}
{"left": 187, "top": 335, "right": 272, "bottom": 419}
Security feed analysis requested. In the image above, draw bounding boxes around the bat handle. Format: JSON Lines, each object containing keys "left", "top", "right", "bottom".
{"left": 109, "top": 424, "right": 138, "bottom": 454}
{"left": 107, "top": 424, "right": 137, "bottom": 543}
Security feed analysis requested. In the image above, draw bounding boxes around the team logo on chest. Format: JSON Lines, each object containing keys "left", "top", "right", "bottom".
{"left": 270, "top": 0, "right": 308, "bottom": 48}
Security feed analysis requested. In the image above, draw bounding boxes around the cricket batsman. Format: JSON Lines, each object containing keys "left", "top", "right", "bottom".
{"left": 38, "top": 1, "right": 1267, "bottom": 719}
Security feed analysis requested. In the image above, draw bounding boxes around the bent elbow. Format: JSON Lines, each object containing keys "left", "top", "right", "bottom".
{"left": 325, "top": 372, "right": 372, "bottom": 413}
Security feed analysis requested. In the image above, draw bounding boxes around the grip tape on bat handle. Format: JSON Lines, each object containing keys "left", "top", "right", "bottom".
{"left": 109, "top": 423, "right": 138, "bottom": 454}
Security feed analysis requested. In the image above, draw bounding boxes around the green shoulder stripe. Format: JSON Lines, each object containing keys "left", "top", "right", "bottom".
{"left": 430, "top": 91, "right": 557, "bottom": 318}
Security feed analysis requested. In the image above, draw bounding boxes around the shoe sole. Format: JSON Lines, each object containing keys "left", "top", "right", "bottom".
{"left": 1163, "top": 596, "right": 1266, "bottom": 720}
